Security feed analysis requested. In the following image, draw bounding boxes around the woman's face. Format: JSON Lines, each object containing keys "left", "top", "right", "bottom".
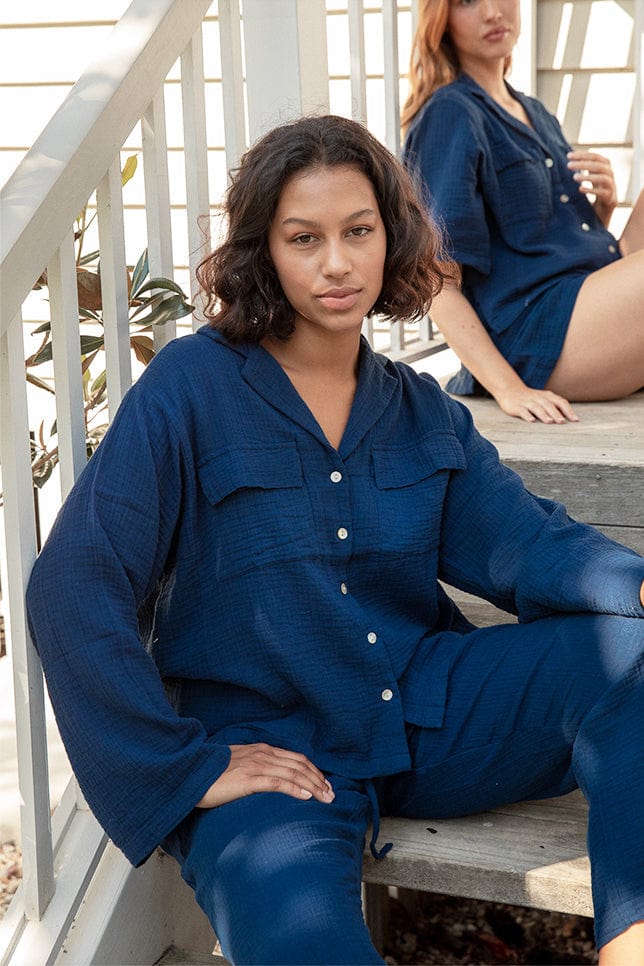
{"left": 447, "top": 0, "right": 520, "bottom": 71}
{"left": 268, "top": 164, "right": 387, "bottom": 342}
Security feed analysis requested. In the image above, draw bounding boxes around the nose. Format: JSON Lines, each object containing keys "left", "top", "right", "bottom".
{"left": 481, "top": 0, "right": 502, "bottom": 18}
{"left": 322, "top": 238, "right": 351, "bottom": 278}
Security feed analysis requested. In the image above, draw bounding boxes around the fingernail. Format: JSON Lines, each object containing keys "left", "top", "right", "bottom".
{"left": 323, "top": 788, "right": 335, "bottom": 802}
{"left": 300, "top": 788, "right": 313, "bottom": 799}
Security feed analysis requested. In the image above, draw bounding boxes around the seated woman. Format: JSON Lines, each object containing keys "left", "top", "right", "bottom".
{"left": 26, "top": 115, "right": 644, "bottom": 964}
{"left": 402, "top": 0, "right": 644, "bottom": 423}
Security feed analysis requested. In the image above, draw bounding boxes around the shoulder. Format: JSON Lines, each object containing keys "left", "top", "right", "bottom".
{"left": 111, "top": 328, "right": 246, "bottom": 437}
{"left": 408, "top": 80, "right": 483, "bottom": 133}
{"left": 135, "top": 327, "right": 242, "bottom": 394}
{"left": 404, "top": 81, "right": 486, "bottom": 163}
{"left": 378, "top": 353, "right": 474, "bottom": 436}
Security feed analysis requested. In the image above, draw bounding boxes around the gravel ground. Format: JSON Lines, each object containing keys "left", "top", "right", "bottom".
{"left": 1, "top": 845, "right": 597, "bottom": 964}
{"left": 383, "top": 889, "right": 598, "bottom": 965}
{"left": 0, "top": 841, "right": 22, "bottom": 919}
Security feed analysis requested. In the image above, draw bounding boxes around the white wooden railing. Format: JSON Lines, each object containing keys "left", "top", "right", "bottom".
{"left": 0, "top": 2, "right": 430, "bottom": 962}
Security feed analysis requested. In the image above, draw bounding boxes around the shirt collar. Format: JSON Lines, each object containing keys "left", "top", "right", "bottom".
{"left": 199, "top": 327, "right": 398, "bottom": 456}
{"left": 454, "top": 72, "right": 549, "bottom": 150}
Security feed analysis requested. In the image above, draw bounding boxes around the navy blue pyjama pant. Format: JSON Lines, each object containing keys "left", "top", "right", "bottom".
{"left": 162, "top": 614, "right": 644, "bottom": 964}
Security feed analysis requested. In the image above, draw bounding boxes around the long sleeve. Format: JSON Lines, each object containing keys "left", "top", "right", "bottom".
{"left": 404, "top": 96, "right": 491, "bottom": 275}
{"left": 26, "top": 377, "right": 230, "bottom": 867}
{"left": 438, "top": 395, "right": 644, "bottom": 621}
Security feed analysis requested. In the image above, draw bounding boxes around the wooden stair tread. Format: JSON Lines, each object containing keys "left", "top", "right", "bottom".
{"left": 363, "top": 790, "right": 591, "bottom": 917}
{"left": 450, "top": 391, "right": 644, "bottom": 553}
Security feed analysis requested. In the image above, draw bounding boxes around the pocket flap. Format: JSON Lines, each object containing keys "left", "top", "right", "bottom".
{"left": 372, "top": 432, "right": 466, "bottom": 490}
{"left": 198, "top": 442, "right": 303, "bottom": 505}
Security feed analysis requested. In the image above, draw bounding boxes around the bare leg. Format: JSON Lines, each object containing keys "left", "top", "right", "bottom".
{"left": 619, "top": 189, "right": 644, "bottom": 257}
{"left": 545, "top": 249, "right": 644, "bottom": 400}
{"left": 599, "top": 921, "right": 644, "bottom": 965}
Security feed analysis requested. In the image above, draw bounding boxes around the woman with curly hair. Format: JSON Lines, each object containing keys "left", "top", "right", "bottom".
{"left": 27, "top": 115, "right": 644, "bottom": 964}
{"left": 402, "top": 0, "right": 644, "bottom": 423}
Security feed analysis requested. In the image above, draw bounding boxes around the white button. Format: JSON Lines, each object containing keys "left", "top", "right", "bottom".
{"left": 337, "top": 527, "right": 348, "bottom": 540}
{"left": 340, "top": 582, "right": 348, "bottom": 595}
{"left": 545, "top": 157, "right": 554, "bottom": 168}
{"left": 381, "top": 689, "right": 393, "bottom": 702}
{"left": 367, "top": 632, "right": 377, "bottom": 644}
{"left": 330, "top": 471, "right": 343, "bottom": 483}
{"left": 581, "top": 222, "right": 590, "bottom": 231}
{"left": 559, "top": 193, "right": 569, "bottom": 203}
{"left": 608, "top": 244, "right": 617, "bottom": 253}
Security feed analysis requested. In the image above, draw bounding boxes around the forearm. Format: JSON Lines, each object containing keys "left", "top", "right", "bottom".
{"left": 431, "top": 281, "right": 526, "bottom": 398}
{"left": 432, "top": 278, "right": 577, "bottom": 423}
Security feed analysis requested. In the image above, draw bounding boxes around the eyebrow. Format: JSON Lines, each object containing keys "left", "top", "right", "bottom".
{"left": 279, "top": 208, "right": 378, "bottom": 228}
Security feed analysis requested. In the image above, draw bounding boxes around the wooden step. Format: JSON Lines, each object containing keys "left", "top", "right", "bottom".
{"left": 155, "top": 945, "right": 228, "bottom": 965}
{"left": 451, "top": 392, "right": 644, "bottom": 555}
{"left": 363, "top": 790, "right": 591, "bottom": 919}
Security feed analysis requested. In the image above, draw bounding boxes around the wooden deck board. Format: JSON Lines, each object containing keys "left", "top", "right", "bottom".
{"left": 450, "top": 392, "right": 644, "bottom": 553}
{"left": 364, "top": 791, "right": 592, "bottom": 917}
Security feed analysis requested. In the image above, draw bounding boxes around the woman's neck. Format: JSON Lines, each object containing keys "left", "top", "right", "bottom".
{"left": 262, "top": 328, "right": 361, "bottom": 383}
{"left": 262, "top": 329, "right": 361, "bottom": 450}
{"left": 461, "top": 65, "right": 531, "bottom": 126}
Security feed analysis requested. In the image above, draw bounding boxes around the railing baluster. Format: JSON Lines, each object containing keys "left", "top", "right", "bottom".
{"left": 0, "top": 315, "right": 55, "bottom": 921}
{"left": 47, "top": 233, "right": 88, "bottom": 499}
{"left": 181, "top": 26, "right": 212, "bottom": 324}
{"left": 348, "top": 0, "right": 367, "bottom": 122}
{"left": 382, "top": 0, "right": 401, "bottom": 155}
{"left": 218, "top": 0, "right": 247, "bottom": 172}
{"left": 97, "top": 160, "right": 133, "bottom": 416}
{"left": 389, "top": 319, "right": 404, "bottom": 354}
{"left": 142, "top": 90, "right": 176, "bottom": 350}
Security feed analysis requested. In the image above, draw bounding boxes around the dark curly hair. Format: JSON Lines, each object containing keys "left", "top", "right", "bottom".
{"left": 197, "top": 114, "right": 455, "bottom": 343}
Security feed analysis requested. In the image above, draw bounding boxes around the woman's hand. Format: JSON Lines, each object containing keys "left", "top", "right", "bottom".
{"left": 196, "top": 742, "right": 335, "bottom": 809}
{"left": 567, "top": 150, "right": 617, "bottom": 227}
{"left": 493, "top": 384, "right": 579, "bottom": 424}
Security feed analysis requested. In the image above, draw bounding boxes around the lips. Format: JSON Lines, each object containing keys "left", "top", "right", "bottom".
{"left": 317, "top": 287, "right": 362, "bottom": 310}
{"left": 484, "top": 27, "right": 509, "bottom": 41}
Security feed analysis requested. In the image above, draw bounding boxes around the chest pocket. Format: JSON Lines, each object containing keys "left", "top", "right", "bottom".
{"left": 372, "top": 432, "right": 466, "bottom": 554}
{"left": 490, "top": 144, "right": 553, "bottom": 235}
{"left": 197, "top": 442, "right": 315, "bottom": 579}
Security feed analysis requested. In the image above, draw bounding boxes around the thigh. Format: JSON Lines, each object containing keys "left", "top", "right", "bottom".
{"left": 163, "top": 776, "right": 383, "bottom": 965}
{"left": 384, "top": 614, "right": 643, "bottom": 818}
{"left": 545, "top": 250, "right": 644, "bottom": 399}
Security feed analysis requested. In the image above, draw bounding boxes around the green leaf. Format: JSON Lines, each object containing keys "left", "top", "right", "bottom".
{"left": 78, "top": 307, "right": 102, "bottom": 321}
{"left": 132, "top": 277, "right": 188, "bottom": 299}
{"left": 79, "top": 335, "right": 105, "bottom": 354}
{"left": 78, "top": 250, "right": 100, "bottom": 267}
{"left": 31, "top": 342, "right": 53, "bottom": 365}
{"left": 130, "top": 249, "right": 149, "bottom": 297}
{"left": 144, "top": 294, "right": 194, "bottom": 327}
{"left": 91, "top": 370, "right": 107, "bottom": 394}
{"left": 129, "top": 291, "right": 167, "bottom": 321}
{"left": 31, "top": 320, "right": 52, "bottom": 335}
{"left": 33, "top": 461, "right": 56, "bottom": 489}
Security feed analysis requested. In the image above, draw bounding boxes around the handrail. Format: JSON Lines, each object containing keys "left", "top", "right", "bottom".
{"left": 0, "top": 0, "right": 211, "bottom": 337}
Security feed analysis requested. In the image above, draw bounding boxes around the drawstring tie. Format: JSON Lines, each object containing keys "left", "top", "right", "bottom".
{"left": 364, "top": 779, "right": 393, "bottom": 860}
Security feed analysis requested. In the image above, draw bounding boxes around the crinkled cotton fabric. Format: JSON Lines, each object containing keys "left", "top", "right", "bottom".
{"left": 26, "top": 328, "right": 644, "bottom": 868}
{"left": 403, "top": 74, "right": 621, "bottom": 394}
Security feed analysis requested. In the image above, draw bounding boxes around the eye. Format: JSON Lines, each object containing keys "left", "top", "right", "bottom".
{"left": 347, "top": 226, "right": 371, "bottom": 238}
{"left": 292, "top": 233, "right": 317, "bottom": 245}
